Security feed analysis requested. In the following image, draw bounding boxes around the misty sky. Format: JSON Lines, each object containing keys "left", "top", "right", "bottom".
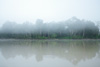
{"left": 0, "top": 0, "right": 100, "bottom": 24}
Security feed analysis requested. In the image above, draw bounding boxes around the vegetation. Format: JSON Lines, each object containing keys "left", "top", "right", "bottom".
{"left": 0, "top": 17, "right": 100, "bottom": 39}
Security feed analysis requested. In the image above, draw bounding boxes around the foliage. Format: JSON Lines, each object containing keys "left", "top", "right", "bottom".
{"left": 0, "top": 17, "right": 100, "bottom": 39}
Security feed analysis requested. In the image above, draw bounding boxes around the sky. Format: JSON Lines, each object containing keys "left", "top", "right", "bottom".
{"left": 0, "top": 0, "right": 100, "bottom": 24}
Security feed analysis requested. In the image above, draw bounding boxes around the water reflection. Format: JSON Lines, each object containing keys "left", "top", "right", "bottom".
{"left": 0, "top": 39, "right": 100, "bottom": 65}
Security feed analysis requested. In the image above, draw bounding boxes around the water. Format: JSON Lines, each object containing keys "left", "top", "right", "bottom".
{"left": 0, "top": 39, "right": 100, "bottom": 67}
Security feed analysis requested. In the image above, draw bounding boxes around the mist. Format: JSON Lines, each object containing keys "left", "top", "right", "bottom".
{"left": 0, "top": 17, "right": 99, "bottom": 39}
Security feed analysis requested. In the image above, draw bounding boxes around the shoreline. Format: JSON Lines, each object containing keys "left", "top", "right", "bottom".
{"left": 0, "top": 38, "right": 100, "bottom": 40}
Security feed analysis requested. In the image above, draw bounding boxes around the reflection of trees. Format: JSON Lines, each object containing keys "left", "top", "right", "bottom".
{"left": 0, "top": 40, "right": 100, "bottom": 65}
{"left": 64, "top": 40, "right": 100, "bottom": 65}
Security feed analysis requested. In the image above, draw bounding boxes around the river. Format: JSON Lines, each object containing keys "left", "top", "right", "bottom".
{"left": 0, "top": 39, "right": 100, "bottom": 67}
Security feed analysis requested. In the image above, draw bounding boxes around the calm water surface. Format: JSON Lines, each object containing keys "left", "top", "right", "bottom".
{"left": 0, "top": 39, "right": 100, "bottom": 67}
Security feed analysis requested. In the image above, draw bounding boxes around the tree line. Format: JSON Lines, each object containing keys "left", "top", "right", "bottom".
{"left": 0, "top": 17, "right": 100, "bottom": 39}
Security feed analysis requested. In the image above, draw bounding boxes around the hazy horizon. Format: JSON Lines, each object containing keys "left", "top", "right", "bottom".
{"left": 0, "top": 0, "right": 100, "bottom": 24}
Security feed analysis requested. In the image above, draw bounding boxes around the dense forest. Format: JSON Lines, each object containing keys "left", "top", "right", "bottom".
{"left": 0, "top": 17, "right": 100, "bottom": 39}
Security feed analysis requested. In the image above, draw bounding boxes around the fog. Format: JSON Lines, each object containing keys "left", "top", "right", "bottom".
{"left": 0, "top": 17, "right": 99, "bottom": 38}
{"left": 0, "top": 0, "right": 100, "bottom": 23}
{"left": 0, "top": 17, "right": 99, "bottom": 33}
